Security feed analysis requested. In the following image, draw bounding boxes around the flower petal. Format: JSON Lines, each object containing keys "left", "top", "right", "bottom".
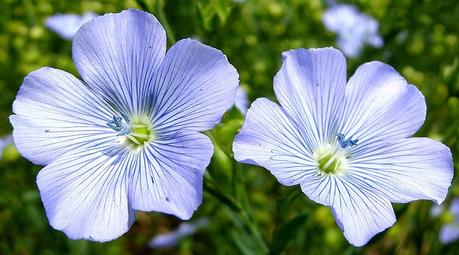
{"left": 273, "top": 48, "right": 346, "bottom": 148}
{"left": 233, "top": 98, "right": 317, "bottom": 186}
{"left": 299, "top": 173, "right": 396, "bottom": 246}
{"left": 129, "top": 132, "right": 213, "bottom": 219}
{"left": 72, "top": 9, "right": 166, "bottom": 115}
{"left": 235, "top": 87, "right": 249, "bottom": 115}
{"left": 330, "top": 181, "right": 396, "bottom": 247}
{"left": 451, "top": 198, "right": 459, "bottom": 217}
{"left": 151, "top": 39, "right": 239, "bottom": 133}
{"left": 10, "top": 67, "right": 118, "bottom": 166}
{"left": 45, "top": 13, "right": 96, "bottom": 40}
{"left": 36, "top": 147, "right": 135, "bottom": 242}
{"left": 349, "top": 138, "right": 453, "bottom": 204}
{"left": 440, "top": 225, "right": 459, "bottom": 244}
{"left": 340, "top": 62, "right": 426, "bottom": 145}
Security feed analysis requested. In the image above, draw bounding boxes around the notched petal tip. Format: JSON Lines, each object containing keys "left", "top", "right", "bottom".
{"left": 281, "top": 47, "right": 345, "bottom": 62}
{"left": 74, "top": 8, "right": 162, "bottom": 38}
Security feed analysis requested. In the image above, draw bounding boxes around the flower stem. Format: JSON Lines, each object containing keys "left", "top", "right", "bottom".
{"left": 156, "top": 0, "right": 176, "bottom": 45}
{"left": 134, "top": 0, "right": 176, "bottom": 45}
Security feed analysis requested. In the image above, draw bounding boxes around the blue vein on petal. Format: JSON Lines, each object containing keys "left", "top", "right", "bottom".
{"left": 336, "top": 133, "right": 358, "bottom": 149}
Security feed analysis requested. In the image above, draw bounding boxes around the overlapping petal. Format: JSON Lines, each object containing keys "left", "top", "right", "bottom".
{"left": 151, "top": 39, "right": 239, "bottom": 133}
{"left": 37, "top": 147, "right": 135, "bottom": 242}
{"left": 330, "top": 183, "right": 395, "bottom": 247}
{"left": 273, "top": 48, "right": 346, "bottom": 149}
{"left": 233, "top": 98, "right": 317, "bottom": 186}
{"left": 73, "top": 9, "right": 166, "bottom": 115}
{"left": 129, "top": 132, "right": 213, "bottom": 219}
{"left": 10, "top": 67, "right": 118, "bottom": 166}
{"left": 340, "top": 62, "right": 426, "bottom": 146}
{"left": 349, "top": 138, "right": 453, "bottom": 204}
{"left": 45, "top": 12, "right": 96, "bottom": 40}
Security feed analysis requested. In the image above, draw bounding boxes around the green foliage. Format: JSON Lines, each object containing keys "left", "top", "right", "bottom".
{"left": 0, "top": 0, "right": 459, "bottom": 254}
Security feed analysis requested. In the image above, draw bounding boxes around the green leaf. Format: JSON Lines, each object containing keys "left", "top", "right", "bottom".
{"left": 269, "top": 214, "right": 309, "bottom": 255}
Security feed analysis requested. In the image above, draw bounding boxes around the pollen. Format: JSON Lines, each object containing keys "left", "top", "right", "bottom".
{"left": 313, "top": 144, "right": 348, "bottom": 175}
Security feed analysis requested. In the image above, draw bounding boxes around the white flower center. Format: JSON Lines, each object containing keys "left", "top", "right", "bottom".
{"left": 313, "top": 144, "right": 348, "bottom": 175}
{"left": 313, "top": 133, "right": 357, "bottom": 175}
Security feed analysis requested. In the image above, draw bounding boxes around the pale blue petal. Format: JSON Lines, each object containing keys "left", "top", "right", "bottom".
{"left": 430, "top": 205, "right": 443, "bottom": 218}
{"left": 451, "top": 198, "right": 459, "bottom": 218}
{"left": 235, "top": 87, "right": 249, "bottom": 115}
{"left": 73, "top": 9, "right": 166, "bottom": 115}
{"left": 330, "top": 182, "right": 396, "bottom": 247}
{"left": 0, "top": 135, "right": 12, "bottom": 159}
{"left": 151, "top": 39, "right": 239, "bottom": 133}
{"left": 233, "top": 98, "right": 317, "bottom": 186}
{"left": 36, "top": 147, "right": 135, "bottom": 242}
{"left": 337, "top": 37, "right": 362, "bottom": 58}
{"left": 299, "top": 172, "right": 396, "bottom": 246}
{"left": 323, "top": 5, "right": 359, "bottom": 33}
{"left": 149, "top": 219, "right": 207, "bottom": 248}
{"left": 45, "top": 12, "right": 96, "bottom": 40}
{"left": 348, "top": 138, "right": 453, "bottom": 204}
{"left": 129, "top": 132, "right": 213, "bottom": 219}
{"left": 149, "top": 228, "right": 183, "bottom": 248}
{"left": 323, "top": 4, "right": 383, "bottom": 57}
{"left": 273, "top": 48, "right": 346, "bottom": 149}
{"left": 440, "top": 225, "right": 459, "bottom": 244}
{"left": 340, "top": 62, "right": 426, "bottom": 146}
{"left": 10, "top": 67, "right": 119, "bottom": 165}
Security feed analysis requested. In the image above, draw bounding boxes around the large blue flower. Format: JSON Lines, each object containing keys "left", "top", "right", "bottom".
{"left": 233, "top": 48, "right": 453, "bottom": 246}
{"left": 10, "top": 9, "right": 239, "bottom": 241}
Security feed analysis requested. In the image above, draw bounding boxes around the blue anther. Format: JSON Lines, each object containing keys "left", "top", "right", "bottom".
{"left": 336, "top": 133, "right": 358, "bottom": 149}
{"left": 107, "top": 116, "right": 130, "bottom": 135}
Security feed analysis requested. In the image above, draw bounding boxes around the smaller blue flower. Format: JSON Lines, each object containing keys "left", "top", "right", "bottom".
{"left": 439, "top": 199, "right": 459, "bottom": 244}
{"left": 233, "top": 47, "right": 453, "bottom": 246}
{"left": 45, "top": 12, "right": 96, "bottom": 40}
{"left": 323, "top": 4, "right": 383, "bottom": 57}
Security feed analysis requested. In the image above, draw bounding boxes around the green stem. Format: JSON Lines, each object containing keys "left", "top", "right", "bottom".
{"left": 134, "top": 0, "right": 176, "bottom": 45}
{"left": 204, "top": 171, "right": 269, "bottom": 253}
{"left": 240, "top": 210, "right": 270, "bottom": 253}
{"left": 157, "top": 1, "right": 176, "bottom": 45}
{"left": 203, "top": 172, "right": 241, "bottom": 212}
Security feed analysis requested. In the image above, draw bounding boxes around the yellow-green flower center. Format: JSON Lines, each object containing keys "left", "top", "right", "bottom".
{"left": 314, "top": 144, "right": 348, "bottom": 175}
{"left": 107, "top": 115, "right": 154, "bottom": 148}
{"left": 125, "top": 117, "right": 154, "bottom": 147}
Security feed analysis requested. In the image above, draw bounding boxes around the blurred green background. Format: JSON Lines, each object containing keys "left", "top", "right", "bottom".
{"left": 1, "top": 0, "right": 459, "bottom": 254}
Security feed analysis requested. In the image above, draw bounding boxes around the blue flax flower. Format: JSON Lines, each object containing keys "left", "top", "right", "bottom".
{"left": 323, "top": 4, "right": 383, "bottom": 57}
{"left": 233, "top": 47, "right": 453, "bottom": 246}
{"left": 439, "top": 198, "right": 459, "bottom": 244}
{"left": 10, "top": 9, "right": 238, "bottom": 241}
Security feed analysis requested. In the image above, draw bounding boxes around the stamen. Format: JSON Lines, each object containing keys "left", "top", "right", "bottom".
{"left": 107, "top": 116, "right": 125, "bottom": 132}
{"left": 107, "top": 115, "right": 154, "bottom": 147}
{"left": 336, "top": 133, "right": 358, "bottom": 149}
